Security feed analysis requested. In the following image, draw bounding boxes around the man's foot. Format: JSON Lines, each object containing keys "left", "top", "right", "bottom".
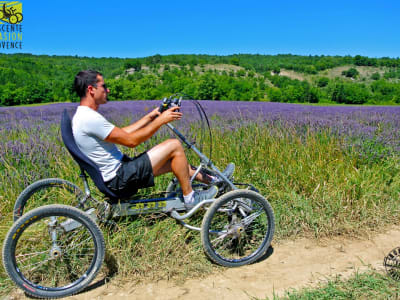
{"left": 210, "top": 163, "right": 235, "bottom": 184}
{"left": 222, "top": 163, "right": 235, "bottom": 179}
{"left": 184, "top": 186, "right": 218, "bottom": 210}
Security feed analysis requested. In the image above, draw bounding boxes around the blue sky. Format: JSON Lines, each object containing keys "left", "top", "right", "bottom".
{"left": 2, "top": 0, "right": 400, "bottom": 58}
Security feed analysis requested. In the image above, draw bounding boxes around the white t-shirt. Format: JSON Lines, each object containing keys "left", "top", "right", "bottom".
{"left": 72, "top": 106, "right": 123, "bottom": 182}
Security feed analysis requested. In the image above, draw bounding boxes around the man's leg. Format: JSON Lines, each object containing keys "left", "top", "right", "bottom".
{"left": 147, "top": 139, "right": 219, "bottom": 210}
{"left": 153, "top": 161, "right": 211, "bottom": 183}
{"left": 147, "top": 139, "right": 193, "bottom": 195}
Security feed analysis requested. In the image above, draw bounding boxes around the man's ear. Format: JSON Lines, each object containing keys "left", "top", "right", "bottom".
{"left": 87, "top": 85, "right": 95, "bottom": 96}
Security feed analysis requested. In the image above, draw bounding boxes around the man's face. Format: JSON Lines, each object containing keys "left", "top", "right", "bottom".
{"left": 92, "top": 75, "right": 109, "bottom": 105}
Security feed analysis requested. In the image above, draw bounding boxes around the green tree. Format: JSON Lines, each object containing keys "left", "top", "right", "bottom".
{"left": 230, "top": 57, "right": 240, "bottom": 66}
{"left": 331, "top": 82, "right": 370, "bottom": 104}
{"left": 267, "top": 87, "right": 283, "bottom": 102}
{"left": 0, "top": 82, "right": 19, "bottom": 106}
{"left": 124, "top": 59, "right": 142, "bottom": 71}
{"left": 196, "top": 73, "right": 217, "bottom": 100}
{"left": 272, "top": 66, "right": 281, "bottom": 74}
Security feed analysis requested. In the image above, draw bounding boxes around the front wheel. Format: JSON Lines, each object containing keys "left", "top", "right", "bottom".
{"left": 13, "top": 178, "right": 85, "bottom": 222}
{"left": 15, "top": 12, "right": 23, "bottom": 23}
{"left": 201, "top": 189, "right": 274, "bottom": 267}
{"left": 2, "top": 204, "right": 105, "bottom": 299}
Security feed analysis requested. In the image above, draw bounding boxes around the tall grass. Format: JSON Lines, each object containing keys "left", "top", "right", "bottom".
{"left": 276, "top": 270, "right": 400, "bottom": 299}
{"left": 208, "top": 125, "right": 400, "bottom": 238}
{"left": 1, "top": 103, "right": 400, "bottom": 294}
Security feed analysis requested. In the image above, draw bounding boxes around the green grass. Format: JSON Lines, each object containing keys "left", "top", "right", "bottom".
{"left": 274, "top": 270, "right": 400, "bottom": 300}
{"left": 9, "top": 101, "right": 72, "bottom": 107}
{"left": 1, "top": 120, "right": 400, "bottom": 296}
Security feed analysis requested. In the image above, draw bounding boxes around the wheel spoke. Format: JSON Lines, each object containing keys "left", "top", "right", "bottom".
{"left": 19, "top": 257, "right": 56, "bottom": 272}
{"left": 11, "top": 212, "right": 99, "bottom": 291}
{"left": 202, "top": 190, "right": 274, "bottom": 266}
{"left": 241, "top": 211, "right": 262, "bottom": 227}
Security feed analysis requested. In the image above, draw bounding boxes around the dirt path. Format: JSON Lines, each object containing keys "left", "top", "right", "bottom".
{"left": 10, "top": 227, "right": 400, "bottom": 300}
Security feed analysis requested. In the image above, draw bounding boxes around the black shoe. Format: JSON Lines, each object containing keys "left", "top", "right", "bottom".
{"left": 184, "top": 186, "right": 218, "bottom": 210}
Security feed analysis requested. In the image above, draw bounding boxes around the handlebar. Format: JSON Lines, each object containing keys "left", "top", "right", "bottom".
{"left": 157, "top": 94, "right": 213, "bottom": 163}
{"left": 158, "top": 96, "right": 182, "bottom": 113}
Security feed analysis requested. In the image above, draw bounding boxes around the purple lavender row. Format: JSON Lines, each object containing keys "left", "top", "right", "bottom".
{"left": 1, "top": 100, "right": 399, "bottom": 156}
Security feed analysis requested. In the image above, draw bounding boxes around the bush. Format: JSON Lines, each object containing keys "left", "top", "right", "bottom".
{"left": 342, "top": 67, "right": 359, "bottom": 78}
{"left": 371, "top": 72, "right": 380, "bottom": 80}
{"left": 317, "top": 77, "right": 329, "bottom": 87}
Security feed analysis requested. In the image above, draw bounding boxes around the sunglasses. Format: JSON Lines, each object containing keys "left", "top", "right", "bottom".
{"left": 92, "top": 83, "right": 108, "bottom": 90}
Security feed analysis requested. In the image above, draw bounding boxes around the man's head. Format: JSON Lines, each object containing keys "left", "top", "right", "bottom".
{"left": 74, "top": 70, "right": 102, "bottom": 98}
{"left": 74, "top": 70, "right": 109, "bottom": 106}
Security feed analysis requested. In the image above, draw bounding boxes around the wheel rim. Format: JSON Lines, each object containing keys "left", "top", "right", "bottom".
{"left": 14, "top": 182, "right": 85, "bottom": 220}
{"left": 384, "top": 247, "right": 400, "bottom": 280}
{"left": 12, "top": 214, "right": 98, "bottom": 291}
{"left": 207, "top": 196, "right": 270, "bottom": 263}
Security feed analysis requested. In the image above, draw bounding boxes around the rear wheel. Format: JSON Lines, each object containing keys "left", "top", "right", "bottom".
{"left": 3, "top": 204, "right": 105, "bottom": 299}
{"left": 201, "top": 189, "right": 274, "bottom": 267}
{"left": 13, "top": 178, "right": 85, "bottom": 222}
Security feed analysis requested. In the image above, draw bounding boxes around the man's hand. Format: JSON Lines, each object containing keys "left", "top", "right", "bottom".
{"left": 147, "top": 107, "right": 161, "bottom": 120}
{"left": 157, "top": 106, "right": 182, "bottom": 124}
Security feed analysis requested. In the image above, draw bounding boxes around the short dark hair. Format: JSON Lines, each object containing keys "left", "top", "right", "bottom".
{"left": 73, "top": 70, "right": 102, "bottom": 98}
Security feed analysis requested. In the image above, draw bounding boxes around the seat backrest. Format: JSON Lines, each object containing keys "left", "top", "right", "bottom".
{"left": 61, "top": 109, "right": 119, "bottom": 199}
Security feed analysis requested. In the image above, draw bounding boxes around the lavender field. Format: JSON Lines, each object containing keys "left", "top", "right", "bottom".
{"left": 1, "top": 100, "right": 400, "bottom": 288}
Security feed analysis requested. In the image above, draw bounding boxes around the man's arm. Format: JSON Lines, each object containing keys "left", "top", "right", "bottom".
{"left": 121, "top": 107, "right": 160, "bottom": 134}
{"left": 105, "top": 107, "right": 181, "bottom": 148}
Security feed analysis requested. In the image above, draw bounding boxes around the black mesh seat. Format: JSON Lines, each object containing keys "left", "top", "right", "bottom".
{"left": 61, "top": 109, "right": 119, "bottom": 200}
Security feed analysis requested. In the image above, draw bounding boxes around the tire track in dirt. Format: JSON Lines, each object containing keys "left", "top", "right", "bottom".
{"left": 10, "top": 227, "right": 400, "bottom": 300}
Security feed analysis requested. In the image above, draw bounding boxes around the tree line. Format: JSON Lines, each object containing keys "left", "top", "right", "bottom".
{"left": 0, "top": 53, "right": 399, "bottom": 106}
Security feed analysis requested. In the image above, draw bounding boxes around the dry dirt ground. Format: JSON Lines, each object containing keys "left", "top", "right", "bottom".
{"left": 8, "top": 226, "right": 400, "bottom": 300}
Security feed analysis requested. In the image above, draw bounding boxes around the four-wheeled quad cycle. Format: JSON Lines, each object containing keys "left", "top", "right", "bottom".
{"left": 2, "top": 96, "right": 275, "bottom": 298}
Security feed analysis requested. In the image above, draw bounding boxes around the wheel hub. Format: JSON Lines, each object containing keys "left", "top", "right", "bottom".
{"left": 226, "top": 224, "right": 244, "bottom": 238}
{"left": 234, "top": 225, "right": 244, "bottom": 238}
{"left": 50, "top": 246, "right": 62, "bottom": 259}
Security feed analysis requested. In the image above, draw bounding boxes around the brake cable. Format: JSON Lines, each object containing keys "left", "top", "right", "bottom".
{"left": 171, "top": 93, "right": 213, "bottom": 164}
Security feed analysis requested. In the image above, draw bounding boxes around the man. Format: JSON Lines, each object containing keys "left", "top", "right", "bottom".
{"left": 72, "top": 70, "right": 222, "bottom": 209}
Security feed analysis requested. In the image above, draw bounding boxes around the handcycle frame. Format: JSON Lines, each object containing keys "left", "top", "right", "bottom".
{"left": 77, "top": 121, "right": 239, "bottom": 230}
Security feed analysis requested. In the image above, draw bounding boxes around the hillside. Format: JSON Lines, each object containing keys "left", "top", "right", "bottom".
{"left": 0, "top": 53, "right": 399, "bottom": 106}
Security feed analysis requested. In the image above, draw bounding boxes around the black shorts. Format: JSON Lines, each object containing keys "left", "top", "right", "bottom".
{"left": 106, "top": 152, "right": 154, "bottom": 198}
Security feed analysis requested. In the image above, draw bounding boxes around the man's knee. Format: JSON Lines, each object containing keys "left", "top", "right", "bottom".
{"left": 167, "top": 138, "right": 184, "bottom": 153}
